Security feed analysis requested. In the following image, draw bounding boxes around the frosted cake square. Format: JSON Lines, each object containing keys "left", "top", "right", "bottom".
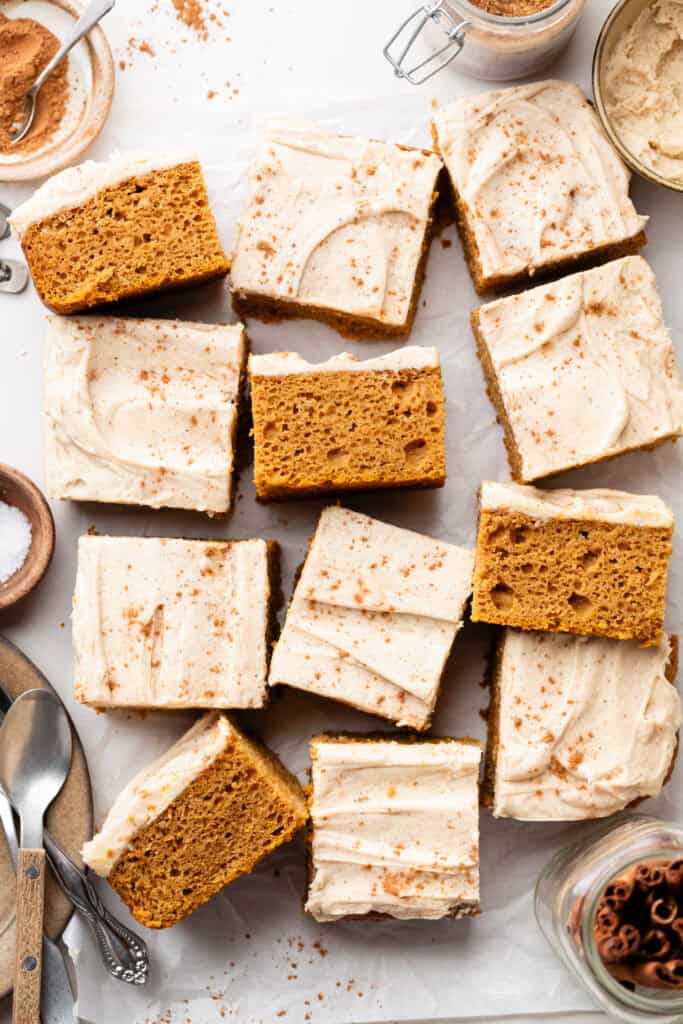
{"left": 472, "top": 482, "right": 674, "bottom": 645}
{"left": 484, "top": 629, "right": 680, "bottom": 820}
{"left": 249, "top": 347, "right": 445, "bottom": 499}
{"left": 45, "top": 316, "right": 246, "bottom": 515}
{"left": 82, "top": 713, "right": 307, "bottom": 928}
{"left": 432, "top": 80, "right": 646, "bottom": 294}
{"left": 305, "top": 735, "right": 481, "bottom": 922}
{"left": 230, "top": 118, "right": 443, "bottom": 335}
{"left": 269, "top": 507, "right": 474, "bottom": 730}
{"left": 471, "top": 257, "right": 683, "bottom": 482}
{"left": 10, "top": 152, "right": 229, "bottom": 313}
{"left": 73, "top": 536, "right": 275, "bottom": 709}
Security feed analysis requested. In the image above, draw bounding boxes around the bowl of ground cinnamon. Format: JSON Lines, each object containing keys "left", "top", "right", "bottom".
{"left": 0, "top": 0, "right": 114, "bottom": 182}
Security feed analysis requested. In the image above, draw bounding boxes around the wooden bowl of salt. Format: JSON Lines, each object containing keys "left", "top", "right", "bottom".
{"left": 0, "top": 464, "right": 54, "bottom": 610}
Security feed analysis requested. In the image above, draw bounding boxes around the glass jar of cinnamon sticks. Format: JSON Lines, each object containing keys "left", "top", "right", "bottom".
{"left": 535, "top": 815, "right": 683, "bottom": 1023}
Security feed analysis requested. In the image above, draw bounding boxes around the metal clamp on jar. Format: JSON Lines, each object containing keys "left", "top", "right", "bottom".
{"left": 383, "top": 0, "right": 585, "bottom": 83}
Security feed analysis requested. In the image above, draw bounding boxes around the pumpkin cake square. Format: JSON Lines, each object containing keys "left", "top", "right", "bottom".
{"left": 82, "top": 712, "right": 307, "bottom": 928}
{"left": 269, "top": 507, "right": 474, "bottom": 730}
{"left": 305, "top": 735, "right": 482, "bottom": 922}
{"left": 73, "top": 535, "right": 276, "bottom": 710}
{"left": 249, "top": 347, "right": 445, "bottom": 500}
{"left": 45, "top": 316, "right": 246, "bottom": 515}
{"left": 472, "top": 481, "right": 674, "bottom": 645}
{"left": 431, "top": 80, "right": 647, "bottom": 295}
{"left": 484, "top": 629, "right": 680, "bottom": 820}
{"left": 9, "top": 152, "right": 229, "bottom": 313}
{"left": 230, "top": 118, "right": 443, "bottom": 336}
{"left": 471, "top": 256, "right": 683, "bottom": 483}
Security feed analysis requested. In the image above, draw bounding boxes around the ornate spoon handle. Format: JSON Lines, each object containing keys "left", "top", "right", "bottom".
{"left": 44, "top": 831, "right": 149, "bottom": 985}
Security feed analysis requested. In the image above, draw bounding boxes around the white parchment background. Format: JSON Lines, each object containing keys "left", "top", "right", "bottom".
{"left": 1, "top": 1, "right": 682, "bottom": 1022}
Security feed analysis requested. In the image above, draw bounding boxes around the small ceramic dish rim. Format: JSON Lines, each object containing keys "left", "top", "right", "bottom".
{"left": 592, "top": 0, "right": 683, "bottom": 195}
{"left": 0, "top": 0, "right": 115, "bottom": 183}
{"left": 0, "top": 464, "right": 55, "bottom": 610}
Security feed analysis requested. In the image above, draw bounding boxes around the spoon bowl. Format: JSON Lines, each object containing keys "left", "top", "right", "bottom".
{"left": 0, "top": 691, "right": 72, "bottom": 848}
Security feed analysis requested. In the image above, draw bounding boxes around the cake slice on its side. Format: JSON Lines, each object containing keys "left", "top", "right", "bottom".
{"left": 472, "top": 257, "right": 683, "bottom": 483}
{"left": 484, "top": 630, "right": 680, "bottom": 820}
{"left": 432, "top": 80, "right": 646, "bottom": 295}
{"left": 269, "top": 506, "right": 474, "bottom": 730}
{"left": 472, "top": 482, "right": 674, "bottom": 645}
{"left": 82, "top": 713, "right": 308, "bottom": 929}
{"left": 230, "top": 118, "right": 443, "bottom": 337}
{"left": 306, "top": 735, "right": 482, "bottom": 922}
{"left": 73, "top": 536, "right": 277, "bottom": 710}
{"left": 45, "top": 316, "right": 247, "bottom": 515}
{"left": 9, "top": 152, "right": 229, "bottom": 313}
{"left": 249, "top": 347, "right": 445, "bottom": 500}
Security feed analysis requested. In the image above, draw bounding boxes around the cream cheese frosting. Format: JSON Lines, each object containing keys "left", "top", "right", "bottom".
{"left": 73, "top": 536, "right": 270, "bottom": 709}
{"left": 230, "top": 117, "right": 443, "bottom": 327}
{"left": 269, "top": 507, "right": 474, "bottom": 729}
{"left": 476, "top": 256, "right": 683, "bottom": 481}
{"left": 480, "top": 480, "right": 674, "bottom": 528}
{"left": 306, "top": 737, "right": 481, "bottom": 921}
{"left": 603, "top": 0, "right": 683, "bottom": 186}
{"left": 45, "top": 316, "right": 245, "bottom": 514}
{"left": 83, "top": 713, "right": 232, "bottom": 876}
{"left": 10, "top": 151, "right": 198, "bottom": 236}
{"left": 432, "top": 80, "right": 646, "bottom": 281}
{"left": 492, "top": 630, "right": 681, "bottom": 820}
{"left": 249, "top": 345, "right": 439, "bottom": 377}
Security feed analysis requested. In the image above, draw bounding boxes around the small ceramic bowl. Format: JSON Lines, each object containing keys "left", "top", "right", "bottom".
{"left": 592, "top": 0, "right": 683, "bottom": 194}
{"left": 0, "top": 464, "right": 55, "bottom": 610}
{"left": 0, "top": 0, "right": 115, "bottom": 183}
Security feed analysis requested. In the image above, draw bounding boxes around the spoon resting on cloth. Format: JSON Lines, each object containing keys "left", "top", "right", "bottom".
{"left": 11, "top": 0, "right": 116, "bottom": 146}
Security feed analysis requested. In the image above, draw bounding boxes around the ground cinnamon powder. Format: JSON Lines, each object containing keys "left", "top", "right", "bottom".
{"left": 0, "top": 13, "right": 69, "bottom": 154}
{"left": 468, "top": 0, "right": 556, "bottom": 13}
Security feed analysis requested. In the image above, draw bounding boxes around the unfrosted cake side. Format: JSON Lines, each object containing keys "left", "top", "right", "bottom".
{"left": 249, "top": 347, "right": 446, "bottom": 499}
{"left": 10, "top": 152, "right": 229, "bottom": 313}
{"left": 432, "top": 80, "right": 646, "bottom": 294}
{"left": 82, "top": 713, "right": 308, "bottom": 928}
{"left": 472, "top": 481, "right": 673, "bottom": 645}
{"left": 269, "top": 506, "right": 474, "bottom": 730}
{"left": 230, "top": 118, "right": 443, "bottom": 336}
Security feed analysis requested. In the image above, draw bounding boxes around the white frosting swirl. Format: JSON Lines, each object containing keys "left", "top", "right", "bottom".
{"left": 45, "top": 316, "right": 244, "bottom": 515}
{"left": 493, "top": 630, "right": 681, "bottom": 820}
{"left": 475, "top": 256, "right": 683, "bottom": 481}
{"left": 603, "top": 0, "right": 683, "bottom": 186}
{"left": 269, "top": 507, "right": 474, "bottom": 730}
{"left": 306, "top": 738, "right": 481, "bottom": 921}
{"left": 230, "top": 117, "right": 443, "bottom": 327}
{"left": 480, "top": 480, "right": 674, "bottom": 528}
{"left": 73, "top": 536, "right": 270, "bottom": 710}
{"left": 433, "top": 80, "right": 646, "bottom": 281}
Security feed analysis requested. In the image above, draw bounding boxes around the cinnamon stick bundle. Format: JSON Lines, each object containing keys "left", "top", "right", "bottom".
{"left": 588, "top": 857, "right": 683, "bottom": 991}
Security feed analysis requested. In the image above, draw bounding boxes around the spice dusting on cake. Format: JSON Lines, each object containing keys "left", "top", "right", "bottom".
{"left": 468, "top": 0, "right": 557, "bottom": 13}
{"left": 0, "top": 13, "right": 69, "bottom": 154}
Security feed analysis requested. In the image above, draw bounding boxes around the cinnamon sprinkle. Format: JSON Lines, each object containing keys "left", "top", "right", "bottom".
{"left": 468, "top": 0, "right": 557, "bottom": 13}
{"left": 0, "top": 13, "right": 70, "bottom": 154}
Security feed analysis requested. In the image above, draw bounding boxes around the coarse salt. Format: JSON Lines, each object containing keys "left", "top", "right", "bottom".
{"left": 0, "top": 500, "right": 32, "bottom": 583}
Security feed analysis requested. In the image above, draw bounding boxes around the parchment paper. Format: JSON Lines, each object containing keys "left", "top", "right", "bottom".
{"left": 1, "top": 2, "right": 682, "bottom": 1022}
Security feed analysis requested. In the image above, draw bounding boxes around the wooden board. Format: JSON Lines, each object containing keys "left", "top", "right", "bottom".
{"left": 0, "top": 635, "right": 93, "bottom": 998}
